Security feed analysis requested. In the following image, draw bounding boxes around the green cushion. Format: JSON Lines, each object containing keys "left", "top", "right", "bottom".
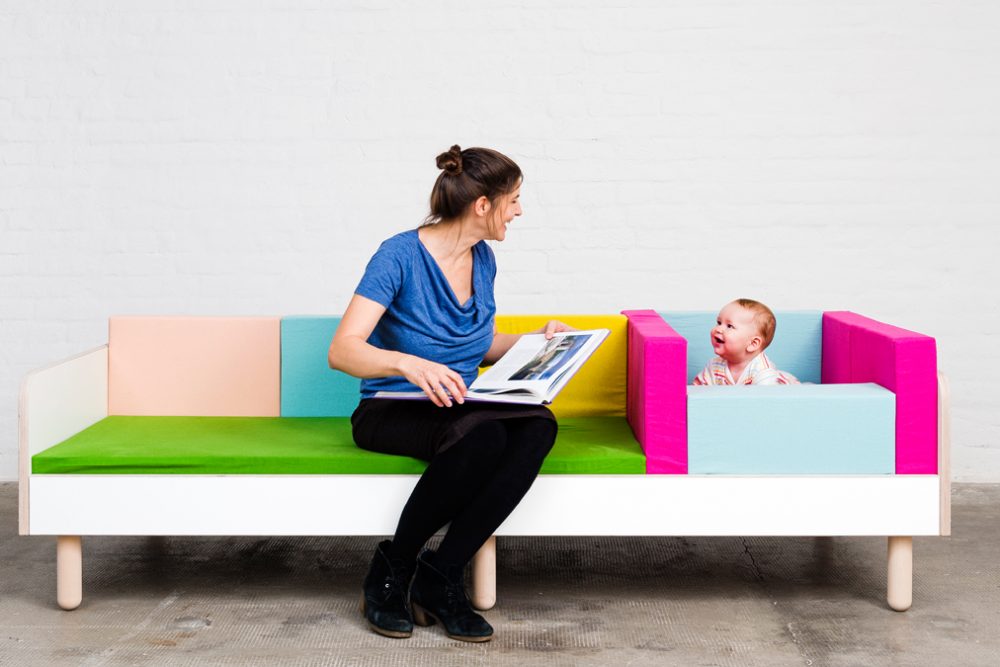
{"left": 32, "top": 416, "right": 645, "bottom": 475}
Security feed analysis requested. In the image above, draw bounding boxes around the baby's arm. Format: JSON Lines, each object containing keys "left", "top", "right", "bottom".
{"left": 752, "top": 369, "right": 799, "bottom": 385}
{"left": 751, "top": 370, "right": 782, "bottom": 386}
{"left": 692, "top": 364, "right": 712, "bottom": 385}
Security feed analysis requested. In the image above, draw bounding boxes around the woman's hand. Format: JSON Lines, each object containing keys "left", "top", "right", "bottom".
{"left": 397, "top": 355, "right": 468, "bottom": 408}
{"left": 537, "top": 320, "right": 578, "bottom": 339}
{"left": 483, "top": 320, "right": 579, "bottom": 366}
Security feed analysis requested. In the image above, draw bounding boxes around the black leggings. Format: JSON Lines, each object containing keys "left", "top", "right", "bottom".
{"left": 393, "top": 417, "right": 556, "bottom": 569}
{"left": 352, "top": 400, "right": 557, "bottom": 570}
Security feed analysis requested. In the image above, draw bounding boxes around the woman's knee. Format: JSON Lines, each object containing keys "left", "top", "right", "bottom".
{"left": 509, "top": 417, "right": 557, "bottom": 458}
{"left": 442, "top": 420, "right": 508, "bottom": 463}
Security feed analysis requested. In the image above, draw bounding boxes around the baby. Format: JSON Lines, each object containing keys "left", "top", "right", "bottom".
{"left": 693, "top": 299, "right": 799, "bottom": 386}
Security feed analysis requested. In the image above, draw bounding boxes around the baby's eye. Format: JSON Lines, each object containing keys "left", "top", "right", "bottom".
{"left": 727, "top": 324, "right": 735, "bottom": 329}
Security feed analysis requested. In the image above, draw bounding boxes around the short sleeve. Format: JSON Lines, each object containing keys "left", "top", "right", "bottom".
{"left": 355, "top": 238, "right": 405, "bottom": 308}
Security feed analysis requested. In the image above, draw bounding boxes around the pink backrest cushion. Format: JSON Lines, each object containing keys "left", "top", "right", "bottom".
{"left": 109, "top": 317, "right": 281, "bottom": 417}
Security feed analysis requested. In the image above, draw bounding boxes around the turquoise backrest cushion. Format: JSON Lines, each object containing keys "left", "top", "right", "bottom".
{"left": 660, "top": 311, "right": 823, "bottom": 384}
{"left": 281, "top": 316, "right": 361, "bottom": 417}
{"left": 688, "top": 383, "right": 895, "bottom": 474}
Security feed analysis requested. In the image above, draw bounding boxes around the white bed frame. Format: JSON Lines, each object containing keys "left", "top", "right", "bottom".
{"left": 19, "top": 346, "right": 951, "bottom": 612}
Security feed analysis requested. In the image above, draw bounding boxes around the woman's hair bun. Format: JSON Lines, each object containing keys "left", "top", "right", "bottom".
{"left": 435, "top": 145, "right": 463, "bottom": 176}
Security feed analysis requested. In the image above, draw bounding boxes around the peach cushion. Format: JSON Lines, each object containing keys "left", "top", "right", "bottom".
{"left": 109, "top": 317, "right": 281, "bottom": 416}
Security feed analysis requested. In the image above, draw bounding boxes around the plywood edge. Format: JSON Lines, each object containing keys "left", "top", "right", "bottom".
{"left": 18, "top": 370, "right": 32, "bottom": 535}
{"left": 18, "top": 345, "right": 109, "bottom": 535}
{"left": 938, "top": 371, "right": 951, "bottom": 536}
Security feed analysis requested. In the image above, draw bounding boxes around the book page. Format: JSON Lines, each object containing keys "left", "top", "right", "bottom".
{"left": 473, "top": 331, "right": 605, "bottom": 393}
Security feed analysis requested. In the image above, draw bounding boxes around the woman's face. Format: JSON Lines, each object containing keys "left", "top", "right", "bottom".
{"left": 487, "top": 186, "right": 522, "bottom": 242}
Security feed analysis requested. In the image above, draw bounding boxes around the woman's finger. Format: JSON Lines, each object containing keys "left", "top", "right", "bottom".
{"left": 550, "top": 319, "right": 577, "bottom": 334}
{"left": 442, "top": 376, "right": 464, "bottom": 404}
{"left": 544, "top": 320, "right": 557, "bottom": 339}
{"left": 416, "top": 378, "right": 444, "bottom": 408}
{"left": 433, "top": 380, "right": 453, "bottom": 407}
{"left": 449, "top": 370, "right": 468, "bottom": 397}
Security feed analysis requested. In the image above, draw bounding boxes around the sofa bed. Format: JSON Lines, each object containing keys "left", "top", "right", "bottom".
{"left": 18, "top": 310, "right": 949, "bottom": 613}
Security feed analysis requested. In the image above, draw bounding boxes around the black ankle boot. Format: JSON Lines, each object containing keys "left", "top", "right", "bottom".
{"left": 409, "top": 550, "right": 493, "bottom": 642}
{"left": 361, "top": 540, "right": 414, "bottom": 638}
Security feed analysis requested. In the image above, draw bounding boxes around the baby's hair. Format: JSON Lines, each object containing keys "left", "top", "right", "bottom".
{"left": 734, "top": 298, "right": 776, "bottom": 350}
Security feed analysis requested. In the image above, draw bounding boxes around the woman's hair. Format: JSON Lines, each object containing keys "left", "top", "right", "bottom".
{"left": 424, "top": 145, "right": 522, "bottom": 225}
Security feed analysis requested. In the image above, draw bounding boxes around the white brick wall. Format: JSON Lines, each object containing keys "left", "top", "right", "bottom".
{"left": 2, "top": 1, "right": 998, "bottom": 480}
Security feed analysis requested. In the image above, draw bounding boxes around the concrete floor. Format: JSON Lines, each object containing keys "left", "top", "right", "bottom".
{"left": 1, "top": 483, "right": 998, "bottom": 667}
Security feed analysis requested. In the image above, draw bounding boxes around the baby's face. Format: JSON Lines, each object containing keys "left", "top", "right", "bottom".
{"left": 711, "top": 303, "right": 763, "bottom": 362}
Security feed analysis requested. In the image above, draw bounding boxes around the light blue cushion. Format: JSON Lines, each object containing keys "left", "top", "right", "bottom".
{"left": 660, "top": 311, "right": 823, "bottom": 384}
{"left": 687, "top": 383, "right": 895, "bottom": 474}
{"left": 281, "top": 316, "right": 361, "bottom": 417}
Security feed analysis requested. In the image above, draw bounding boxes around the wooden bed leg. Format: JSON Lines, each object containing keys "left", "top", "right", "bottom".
{"left": 887, "top": 536, "right": 912, "bottom": 612}
{"left": 57, "top": 536, "right": 83, "bottom": 610}
{"left": 470, "top": 535, "right": 497, "bottom": 611}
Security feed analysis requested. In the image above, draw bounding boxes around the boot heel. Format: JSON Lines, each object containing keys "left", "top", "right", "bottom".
{"left": 409, "top": 550, "right": 494, "bottom": 642}
{"left": 411, "top": 603, "right": 435, "bottom": 627}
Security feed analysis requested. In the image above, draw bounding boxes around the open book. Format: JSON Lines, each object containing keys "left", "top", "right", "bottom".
{"left": 374, "top": 329, "right": 611, "bottom": 405}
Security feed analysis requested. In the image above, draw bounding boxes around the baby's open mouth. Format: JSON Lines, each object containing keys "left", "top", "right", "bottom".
{"left": 713, "top": 335, "right": 724, "bottom": 344}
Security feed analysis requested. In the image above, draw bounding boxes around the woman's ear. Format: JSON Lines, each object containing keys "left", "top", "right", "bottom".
{"left": 474, "top": 196, "right": 492, "bottom": 217}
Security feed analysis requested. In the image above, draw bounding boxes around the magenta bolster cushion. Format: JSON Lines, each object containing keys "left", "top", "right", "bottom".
{"left": 820, "top": 313, "right": 852, "bottom": 385}
{"left": 822, "top": 312, "right": 938, "bottom": 474}
{"left": 622, "top": 310, "right": 688, "bottom": 474}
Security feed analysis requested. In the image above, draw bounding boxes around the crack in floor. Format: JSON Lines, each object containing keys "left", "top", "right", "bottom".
{"left": 741, "top": 538, "right": 765, "bottom": 582}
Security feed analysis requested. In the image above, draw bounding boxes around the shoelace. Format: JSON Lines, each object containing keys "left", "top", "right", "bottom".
{"left": 442, "top": 577, "right": 469, "bottom": 613}
{"left": 379, "top": 560, "right": 411, "bottom": 603}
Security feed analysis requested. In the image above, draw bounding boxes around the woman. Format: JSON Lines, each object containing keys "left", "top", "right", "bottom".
{"left": 328, "top": 145, "right": 571, "bottom": 642}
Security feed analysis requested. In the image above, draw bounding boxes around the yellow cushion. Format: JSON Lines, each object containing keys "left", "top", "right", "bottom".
{"left": 490, "top": 315, "right": 627, "bottom": 417}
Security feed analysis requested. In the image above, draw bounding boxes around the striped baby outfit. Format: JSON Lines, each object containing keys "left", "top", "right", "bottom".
{"left": 692, "top": 352, "right": 799, "bottom": 386}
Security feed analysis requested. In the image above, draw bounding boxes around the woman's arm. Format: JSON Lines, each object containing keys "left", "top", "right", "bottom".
{"left": 482, "top": 332, "right": 521, "bottom": 366}
{"left": 328, "top": 294, "right": 468, "bottom": 407}
{"left": 481, "top": 319, "right": 578, "bottom": 366}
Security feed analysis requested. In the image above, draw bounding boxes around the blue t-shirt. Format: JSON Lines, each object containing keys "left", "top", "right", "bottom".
{"left": 355, "top": 229, "right": 497, "bottom": 398}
